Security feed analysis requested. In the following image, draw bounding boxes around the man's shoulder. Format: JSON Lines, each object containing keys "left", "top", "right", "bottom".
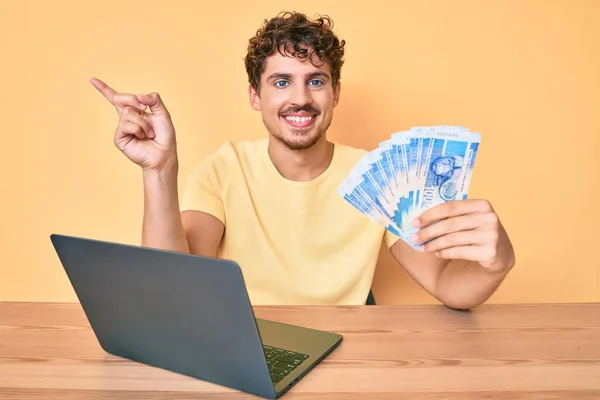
{"left": 333, "top": 141, "right": 368, "bottom": 154}
{"left": 194, "top": 138, "right": 267, "bottom": 166}
{"left": 184, "top": 139, "right": 267, "bottom": 188}
{"left": 206, "top": 137, "right": 261, "bottom": 153}
{"left": 332, "top": 141, "right": 368, "bottom": 167}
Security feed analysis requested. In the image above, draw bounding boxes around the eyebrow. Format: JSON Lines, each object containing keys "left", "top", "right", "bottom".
{"left": 266, "top": 71, "right": 331, "bottom": 82}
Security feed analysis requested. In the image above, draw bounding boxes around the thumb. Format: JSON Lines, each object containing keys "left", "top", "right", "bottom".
{"left": 136, "top": 92, "right": 170, "bottom": 117}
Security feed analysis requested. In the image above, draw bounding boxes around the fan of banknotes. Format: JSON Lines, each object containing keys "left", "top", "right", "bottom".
{"left": 338, "top": 125, "right": 481, "bottom": 249}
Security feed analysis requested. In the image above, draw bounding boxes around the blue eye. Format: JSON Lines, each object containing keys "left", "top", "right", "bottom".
{"left": 308, "top": 79, "right": 323, "bottom": 86}
{"left": 274, "top": 81, "right": 289, "bottom": 88}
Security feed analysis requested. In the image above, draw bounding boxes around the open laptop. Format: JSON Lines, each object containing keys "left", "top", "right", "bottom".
{"left": 50, "top": 233, "right": 343, "bottom": 399}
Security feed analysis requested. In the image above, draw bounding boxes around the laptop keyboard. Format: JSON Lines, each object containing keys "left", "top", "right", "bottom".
{"left": 263, "top": 345, "right": 309, "bottom": 383}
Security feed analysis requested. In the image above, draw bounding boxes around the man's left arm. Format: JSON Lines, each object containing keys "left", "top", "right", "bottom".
{"left": 389, "top": 199, "right": 516, "bottom": 310}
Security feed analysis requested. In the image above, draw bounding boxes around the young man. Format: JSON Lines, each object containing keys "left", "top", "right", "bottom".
{"left": 90, "top": 12, "right": 515, "bottom": 308}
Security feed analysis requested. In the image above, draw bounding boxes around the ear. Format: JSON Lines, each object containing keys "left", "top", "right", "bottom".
{"left": 333, "top": 80, "right": 342, "bottom": 108}
{"left": 248, "top": 84, "right": 262, "bottom": 111}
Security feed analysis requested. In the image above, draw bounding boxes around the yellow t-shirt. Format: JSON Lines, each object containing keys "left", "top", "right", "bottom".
{"left": 180, "top": 138, "right": 400, "bottom": 305}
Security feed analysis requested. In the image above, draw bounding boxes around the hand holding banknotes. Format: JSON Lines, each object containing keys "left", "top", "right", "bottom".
{"left": 412, "top": 199, "right": 515, "bottom": 273}
{"left": 339, "top": 125, "right": 514, "bottom": 275}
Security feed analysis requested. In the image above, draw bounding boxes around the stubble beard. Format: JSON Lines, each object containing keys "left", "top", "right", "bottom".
{"left": 271, "top": 118, "right": 331, "bottom": 151}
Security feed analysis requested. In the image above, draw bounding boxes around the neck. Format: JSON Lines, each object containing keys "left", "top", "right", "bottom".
{"left": 267, "top": 137, "right": 335, "bottom": 182}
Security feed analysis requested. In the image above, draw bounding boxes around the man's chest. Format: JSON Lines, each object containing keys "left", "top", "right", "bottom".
{"left": 218, "top": 177, "right": 378, "bottom": 247}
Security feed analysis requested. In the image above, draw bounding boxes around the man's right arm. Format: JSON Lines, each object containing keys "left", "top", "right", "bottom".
{"left": 88, "top": 78, "right": 224, "bottom": 256}
{"left": 141, "top": 159, "right": 225, "bottom": 258}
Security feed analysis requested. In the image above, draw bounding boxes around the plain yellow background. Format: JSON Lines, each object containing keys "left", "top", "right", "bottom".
{"left": 1, "top": 0, "right": 598, "bottom": 304}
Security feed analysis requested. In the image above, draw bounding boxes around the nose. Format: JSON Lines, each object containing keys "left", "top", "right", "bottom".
{"left": 291, "top": 83, "right": 312, "bottom": 106}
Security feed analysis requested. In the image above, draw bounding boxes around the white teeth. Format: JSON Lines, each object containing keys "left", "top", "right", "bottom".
{"left": 285, "top": 116, "right": 313, "bottom": 123}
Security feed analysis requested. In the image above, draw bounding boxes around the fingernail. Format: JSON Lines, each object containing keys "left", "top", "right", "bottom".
{"left": 139, "top": 103, "right": 146, "bottom": 110}
{"left": 410, "top": 234, "right": 419, "bottom": 243}
{"left": 412, "top": 219, "right": 420, "bottom": 228}
{"left": 148, "top": 130, "right": 155, "bottom": 138}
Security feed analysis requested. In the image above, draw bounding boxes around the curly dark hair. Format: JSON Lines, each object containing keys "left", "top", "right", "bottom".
{"left": 244, "top": 11, "right": 346, "bottom": 92}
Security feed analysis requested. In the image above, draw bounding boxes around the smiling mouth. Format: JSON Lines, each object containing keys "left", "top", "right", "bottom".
{"left": 281, "top": 113, "right": 318, "bottom": 129}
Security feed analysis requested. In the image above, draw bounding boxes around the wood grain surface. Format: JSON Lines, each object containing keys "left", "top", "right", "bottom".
{"left": 1, "top": 302, "right": 599, "bottom": 399}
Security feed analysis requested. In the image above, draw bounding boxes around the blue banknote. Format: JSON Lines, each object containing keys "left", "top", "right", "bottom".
{"left": 418, "top": 128, "right": 481, "bottom": 211}
{"left": 338, "top": 173, "right": 403, "bottom": 237}
{"left": 338, "top": 125, "right": 481, "bottom": 250}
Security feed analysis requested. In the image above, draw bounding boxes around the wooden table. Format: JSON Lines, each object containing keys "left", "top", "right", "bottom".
{"left": 1, "top": 302, "right": 599, "bottom": 399}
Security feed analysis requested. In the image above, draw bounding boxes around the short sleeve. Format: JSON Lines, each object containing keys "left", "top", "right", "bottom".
{"left": 180, "top": 150, "right": 226, "bottom": 224}
{"left": 383, "top": 229, "right": 401, "bottom": 248}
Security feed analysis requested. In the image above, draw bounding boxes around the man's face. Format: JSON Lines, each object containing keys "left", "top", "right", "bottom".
{"left": 249, "top": 47, "right": 341, "bottom": 151}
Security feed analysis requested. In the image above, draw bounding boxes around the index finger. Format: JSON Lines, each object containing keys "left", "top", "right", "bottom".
{"left": 90, "top": 77, "right": 117, "bottom": 104}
